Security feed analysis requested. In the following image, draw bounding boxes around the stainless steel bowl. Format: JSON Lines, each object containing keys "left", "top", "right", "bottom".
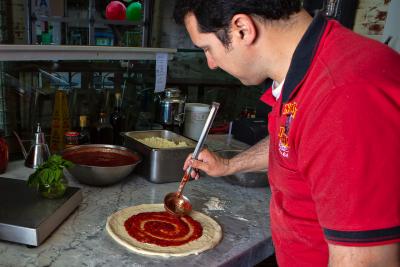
{"left": 216, "top": 149, "right": 268, "bottom": 188}
{"left": 62, "top": 144, "right": 142, "bottom": 186}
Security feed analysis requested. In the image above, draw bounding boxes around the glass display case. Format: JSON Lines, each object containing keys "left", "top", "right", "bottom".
{"left": 0, "top": 45, "right": 175, "bottom": 156}
{"left": 0, "top": 45, "right": 265, "bottom": 159}
{"left": 29, "top": 0, "right": 151, "bottom": 46}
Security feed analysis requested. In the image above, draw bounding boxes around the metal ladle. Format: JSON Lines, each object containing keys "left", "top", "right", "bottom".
{"left": 164, "top": 102, "right": 220, "bottom": 216}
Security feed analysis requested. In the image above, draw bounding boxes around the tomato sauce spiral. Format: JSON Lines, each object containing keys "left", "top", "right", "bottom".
{"left": 124, "top": 212, "right": 203, "bottom": 246}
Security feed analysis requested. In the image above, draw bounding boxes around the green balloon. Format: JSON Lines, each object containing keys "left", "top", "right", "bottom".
{"left": 126, "top": 2, "right": 142, "bottom": 21}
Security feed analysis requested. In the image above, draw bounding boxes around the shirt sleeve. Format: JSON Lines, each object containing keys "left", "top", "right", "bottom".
{"left": 297, "top": 82, "right": 400, "bottom": 246}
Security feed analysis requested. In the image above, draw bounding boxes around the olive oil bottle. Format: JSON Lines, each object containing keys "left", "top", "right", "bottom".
{"left": 78, "top": 115, "right": 91, "bottom": 145}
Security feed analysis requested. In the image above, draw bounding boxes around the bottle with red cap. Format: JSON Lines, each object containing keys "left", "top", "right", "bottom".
{"left": 64, "top": 131, "right": 79, "bottom": 149}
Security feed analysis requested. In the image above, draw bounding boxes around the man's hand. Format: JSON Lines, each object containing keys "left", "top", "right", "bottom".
{"left": 183, "top": 136, "right": 270, "bottom": 179}
{"left": 183, "top": 149, "right": 230, "bottom": 178}
{"left": 328, "top": 243, "right": 400, "bottom": 267}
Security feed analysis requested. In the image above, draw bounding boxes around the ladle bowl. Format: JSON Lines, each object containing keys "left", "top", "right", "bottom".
{"left": 164, "top": 192, "right": 192, "bottom": 216}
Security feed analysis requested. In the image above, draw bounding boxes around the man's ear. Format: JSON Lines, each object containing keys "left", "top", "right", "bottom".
{"left": 231, "top": 14, "right": 257, "bottom": 45}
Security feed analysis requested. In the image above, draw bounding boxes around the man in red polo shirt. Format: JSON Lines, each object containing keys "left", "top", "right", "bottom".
{"left": 175, "top": 0, "right": 400, "bottom": 266}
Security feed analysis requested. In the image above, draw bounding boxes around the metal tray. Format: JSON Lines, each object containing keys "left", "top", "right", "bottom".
{"left": 123, "top": 130, "right": 196, "bottom": 183}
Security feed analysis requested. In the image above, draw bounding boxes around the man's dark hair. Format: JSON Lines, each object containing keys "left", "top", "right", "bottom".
{"left": 174, "top": 0, "right": 301, "bottom": 47}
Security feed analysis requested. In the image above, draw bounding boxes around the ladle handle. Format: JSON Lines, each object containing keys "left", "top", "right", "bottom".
{"left": 176, "top": 172, "right": 191, "bottom": 198}
{"left": 176, "top": 102, "right": 220, "bottom": 197}
{"left": 192, "top": 102, "right": 220, "bottom": 160}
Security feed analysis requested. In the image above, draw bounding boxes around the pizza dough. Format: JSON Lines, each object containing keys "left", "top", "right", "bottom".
{"left": 106, "top": 204, "right": 222, "bottom": 257}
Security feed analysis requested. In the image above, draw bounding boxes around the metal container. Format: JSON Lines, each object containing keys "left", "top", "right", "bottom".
{"left": 62, "top": 144, "right": 141, "bottom": 186}
{"left": 123, "top": 130, "right": 197, "bottom": 183}
{"left": 14, "top": 123, "right": 51, "bottom": 169}
{"left": 158, "top": 88, "right": 186, "bottom": 126}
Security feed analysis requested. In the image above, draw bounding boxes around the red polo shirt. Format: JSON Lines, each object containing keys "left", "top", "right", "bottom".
{"left": 261, "top": 14, "right": 400, "bottom": 267}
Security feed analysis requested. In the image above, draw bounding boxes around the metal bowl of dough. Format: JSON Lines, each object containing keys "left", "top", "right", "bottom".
{"left": 215, "top": 149, "right": 268, "bottom": 188}
{"left": 62, "top": 144, "right": 142, "bottom": 186}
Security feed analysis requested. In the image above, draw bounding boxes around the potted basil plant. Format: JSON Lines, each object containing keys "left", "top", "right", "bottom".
{"left": 28, "top": 155, "right": 73, "bottom": 199}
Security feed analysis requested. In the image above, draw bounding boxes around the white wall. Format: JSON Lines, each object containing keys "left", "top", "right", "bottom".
{"left": 152, "top": 0, "right": 194, "bottom": 49}
{"left": 353, "top": 0, "right": 391, "bottom": 41}
{"left": 382, "top": 0, "right": 400, "bottom": 52}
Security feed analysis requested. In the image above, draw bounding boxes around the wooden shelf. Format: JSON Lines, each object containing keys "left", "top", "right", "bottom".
{"left": 34, "top": 15, "right": 143, "bottom": 26}
{"left": 0, "top": 45, "right": 176, "bottom": 61}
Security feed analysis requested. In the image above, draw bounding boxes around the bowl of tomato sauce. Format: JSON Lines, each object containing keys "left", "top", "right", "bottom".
{"left": 62, "top": 144, "right": 142, "bottom": 186}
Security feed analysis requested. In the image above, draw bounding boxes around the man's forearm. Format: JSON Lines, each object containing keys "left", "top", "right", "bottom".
{"left": 328, "top": 243, "right": 400, "bottom": 267}
{"left": 227, "top": 136, "right": 269, "bottom": 175}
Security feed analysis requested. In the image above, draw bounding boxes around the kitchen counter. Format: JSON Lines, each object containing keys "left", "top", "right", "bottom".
{"left": 0, "top": 135, "right": 273, "bottom": 267}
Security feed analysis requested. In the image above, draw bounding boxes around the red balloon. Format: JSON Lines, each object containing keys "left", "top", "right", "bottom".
{"left": 106, "top": 1, "right": 126, "bottom": 20}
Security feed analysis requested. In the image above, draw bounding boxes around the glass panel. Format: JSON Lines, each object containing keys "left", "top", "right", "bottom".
{"left": 0, "top": 50, "right": 266, "bottom": 159}
{"left": 1, "top": 60, "right": 153, "bottom": 134}
{"left": 30, "top": 0, "right": 145, "bottom": 46}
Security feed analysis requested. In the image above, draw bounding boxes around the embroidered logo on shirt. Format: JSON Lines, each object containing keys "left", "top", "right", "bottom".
{"left": 278, "top": 102, "right": 297, "bottom": 158}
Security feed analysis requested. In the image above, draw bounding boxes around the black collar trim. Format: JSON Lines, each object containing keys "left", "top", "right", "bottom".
{"left": 281, "top": 12, "right": 328, "bottom": 103}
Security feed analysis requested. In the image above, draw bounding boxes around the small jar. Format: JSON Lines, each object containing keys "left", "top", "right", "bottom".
{"left": 0, "top": 130, "right": 9, "bottom": 174}
{"left": 64, "top": 131, "right": 79, "bottom": 149}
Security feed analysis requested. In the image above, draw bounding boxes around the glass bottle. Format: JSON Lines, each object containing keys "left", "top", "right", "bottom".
{"left": 78, "top": 115, "right": 91, "bottom": 144}
{"left": 91, "top": 113, "right": 114, "bottom": 144}
{"left": 110, "top": 93, "right": 126, "bottom": 145}
{"left": 0, "top": 130, "right": 9, "bottom": 174}
{"left": 64, "top": 131, "right": 79, "bottom": 149}
{"left": 50, "top": 89, "right": 70, "bottom": 153}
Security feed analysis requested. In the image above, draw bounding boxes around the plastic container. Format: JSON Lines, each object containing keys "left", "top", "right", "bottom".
{"left": 183, "top": 103, "right": 210, "bottom": 141}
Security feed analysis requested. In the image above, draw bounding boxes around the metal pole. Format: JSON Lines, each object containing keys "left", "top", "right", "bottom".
{"left": 24, "top": 0, "right": 32, "bottom": 44}
{"left": 88, "top": 0, "right": 95, "bottom": 45}
{"left": 0, "top": 1, "right": 8, "bottom": 135}
{"left": 0, "top": 62, "right": 8, "bottom": 135}
{"left": 141, "top": 0, "right": 153, "bottom": 47}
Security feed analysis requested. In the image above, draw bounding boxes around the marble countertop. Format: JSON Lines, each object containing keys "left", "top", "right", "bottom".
{"left": 0, "top": 135, "right": 273, "bottom": 267}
